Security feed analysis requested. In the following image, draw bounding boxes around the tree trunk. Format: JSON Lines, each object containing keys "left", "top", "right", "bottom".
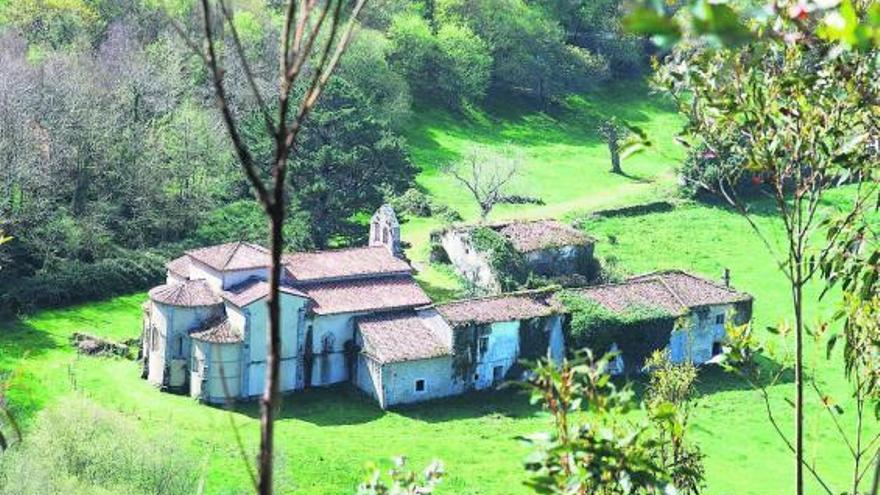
{"left": 610, "top": 146, "right": 621, "bottom": 174}
{"left": 258, "top": 209, "right": 284, "bottom": 495}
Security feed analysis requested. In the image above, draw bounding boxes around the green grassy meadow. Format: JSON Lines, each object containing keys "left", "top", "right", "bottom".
{"left": 1, "top": 85, "right": 873, "bottom": 494}
{"left": 401, "top": 83, "right": 685, "bottom": 300}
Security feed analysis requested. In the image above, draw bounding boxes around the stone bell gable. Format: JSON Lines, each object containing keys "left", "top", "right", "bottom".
{"left": 369, "top": 204, "right": 403, "bottom": 258}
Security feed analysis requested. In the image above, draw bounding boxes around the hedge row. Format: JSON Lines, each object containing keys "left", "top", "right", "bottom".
{"left": 0, "top": 250, "right": 168, "bottom": 314}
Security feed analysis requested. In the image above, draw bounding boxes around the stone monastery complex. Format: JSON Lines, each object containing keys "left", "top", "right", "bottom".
{"left": 142, "top": 206, "right": 752, "bottom": 408}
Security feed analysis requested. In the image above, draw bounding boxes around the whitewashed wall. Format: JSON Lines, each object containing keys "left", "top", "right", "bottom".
{"left": 440, "top": 231, "right": 499, "bottom": 292}
{"left": 238, "top": 292, "right": 307, "bottom": 398}
{"left": 669, "top": 304, "right": 731, "bottom": 365}
{"left": 192, "top": 341, "right": 243, "bottom": 403}
{"left": 473, "top": 320, "right": 520, "bottom": 390}
{"left": 382, "top": 356, "right": 462, "bottom": 407}
{"left": 147, "top": 302, "right": 220, "bottom": 388}
{"left": 309, "top": 312, "right": 366, "bottom": 386}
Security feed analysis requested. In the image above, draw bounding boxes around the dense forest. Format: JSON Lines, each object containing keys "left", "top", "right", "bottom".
{"left": 0, "top": 0, "right": 647, "bottom": 312}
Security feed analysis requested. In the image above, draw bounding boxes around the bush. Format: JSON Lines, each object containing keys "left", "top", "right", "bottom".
{"left": 388, "top": 188, "right": 462, "bottom": 222}
{"left": 470, "top": 227, "right": 529, "bottom": 292}
{"left": 0, "top": 396, "right": 200, "bottom": 495}
{"left": 561, "top": 293, "right": 676, "bottom": 372}
{"left": 0, "top": 249, "right": 166, "bottom": 313}
{"left": 387, "top": 13, "right": 491, "bottom": 105}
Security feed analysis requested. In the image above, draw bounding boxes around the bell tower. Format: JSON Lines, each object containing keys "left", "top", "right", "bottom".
{"left": 369, "top": 204, "right": 402, "bottom": 258}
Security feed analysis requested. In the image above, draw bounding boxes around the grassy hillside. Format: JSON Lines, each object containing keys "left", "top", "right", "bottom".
{"left": 400, "top": 82, "right": 685, "bottom": 300}
{"left": 2, "top": 197, "right": 869, "bottom": 494}
{"left": 1, "top": 86, "right": 873, "bottom": 494}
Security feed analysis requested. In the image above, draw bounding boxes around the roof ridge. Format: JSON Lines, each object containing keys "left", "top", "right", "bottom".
{"left": 285, "top": 245, "right": 386, "bottom": 258}
{"left": 654, "top": 276, "right": 689, "bottom": 312}
{"left": 221, "top": 241, "right": 243, "bottom": 269}
{"left": 436, "top": 288, "right": 556, "bottom": 307}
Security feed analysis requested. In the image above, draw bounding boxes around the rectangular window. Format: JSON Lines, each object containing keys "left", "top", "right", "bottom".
{"left": 712, "top": 341, "right": 723, "bottom": 356}
{"left": 715, "top": 314, "right": 726, "bottom": 325}
{"left": 478, "top": 336, "right": 489, "bottom": 356}
{"left": 151, "top": 325, "right": 159, "bottom": 351}
{"left": 414, "top": 379, "right": 425, "bottom": 392}
{"left": 493, "top": 365, "right": 504, "bottom": 383}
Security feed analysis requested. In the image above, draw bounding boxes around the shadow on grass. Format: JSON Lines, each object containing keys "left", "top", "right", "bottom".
{"left": 222, "top": 384, "right": 540, "bottom": 426}
{"left": 0, "top": 319, "right": 60, "bottom": 368}
{"left": 625, "top": 356, "right": 794, "bottom": 402}
{"left": 392, "top": 387, "right": 541, "bottom": 423}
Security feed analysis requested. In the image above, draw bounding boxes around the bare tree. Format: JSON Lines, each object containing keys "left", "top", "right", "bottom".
{"left": 172, "top": 1, "right": 365, "bottom": 493}
{"left": 447, "top": 146, "right": 542, "bottom": 221}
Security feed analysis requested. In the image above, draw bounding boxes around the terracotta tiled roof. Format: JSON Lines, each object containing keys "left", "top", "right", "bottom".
{"left": 629, "top": 270, "right": 752, "bottom": 308}
{"left": 437, "top": 291, "right": 561, "bottom": 326}
{"left": 357, "top": 311, "right": 450, "bottom": 364}
{"left": 190, "top": 317, "right": 242, "bottom": 344}
{"left": 222, "top": 278, "right": 309, "bottom": 308}
{"left": 567, "top": 270, "right": 751, "bottom": 316}
{"left": 495, "top": 219, "right": 594, "bottom": 253}
{"left": 166, "top": 255, "right": 191, "bottom": 278}
{"left": 187, "top": 242, "right": 271, "bottom": 271}
{"left": 566, "top": 279, "right": 687, "bottom": 316}
{"left": 300, "top": 276, "right": 431, "bottom": 315}
{"left": 284, "top": 246, "right": 412, "bottom": 282}
{"left": 148, "top": 280, "right": 222, "bottom": 307}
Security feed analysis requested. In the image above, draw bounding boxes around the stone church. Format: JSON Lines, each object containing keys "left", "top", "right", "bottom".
{"left": 142, "top": 206, "right": 751, "bottom": 408}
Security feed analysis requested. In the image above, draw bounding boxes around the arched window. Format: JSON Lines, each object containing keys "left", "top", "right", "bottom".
{"left": 321, "top": 333, "right": 336, "bottom": 354}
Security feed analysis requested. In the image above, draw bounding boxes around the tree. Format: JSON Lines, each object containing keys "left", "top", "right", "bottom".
{"left": 174, "top": 1, "right": 366, "bottom": 493}
{"left": 520, "top": 350, "right": 699, "bottom": 494}
{"left": 653, "top": 7, "right": 880, "bottom": 495}
{"left": 446, "top": 146, "right": 542, "bottom": 221}
{"left": 597, "top": 117, "right": 650, "bottom": 175}
{"left": 386, "top": 12, "right": 491, "bottom": 105}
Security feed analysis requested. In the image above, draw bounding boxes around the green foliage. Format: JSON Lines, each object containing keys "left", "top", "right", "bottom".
{"left": 517, "top": 317, "right": 553, "bottom": 361}
{"left": 338, "top": 29, "right": 413, "bottom": 127}
{"left": 437, "top": 0, "right": 609, "bottom": 104}
{"left": 0, "top": 0, "right": 102, "bottom": 47}
{"left": 357, "top": 457, "right": 444, "bottom": 495}
{"left": 387, "top": 13, "right": 491, "bottom": 105}
{"left": 292, "top": 78, "right": 417, "bottom": 248}
{"left": 469, "top": 227, "right": 528, "bottom": 291}
{"left": 561, "top": 292, "right": 676, "bottom": 371}
{"left": 520, "top": 351, "right": 675, "bottom": 494}
{"left": 0, "top": 249, "right": 166, "bottom": 313}
{"left": 193, "top": 200, "right": 315, "bottom": 251}
{"left": 387, "top": 188, "right": 461, "bottom": 222}
{"left": 0, "top": 395, "right": 199, "bottom": 495}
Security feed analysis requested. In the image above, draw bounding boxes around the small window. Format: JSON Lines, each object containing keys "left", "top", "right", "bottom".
{"left": 715, "top": 314, "right": 726, "bottom": 325}
{"left": 414, "top": 379, "right": 426, "bottom": 392}
{"left": 478, "top": 336, "right": 489, "bottom": 356}
{"left": 473, "top": 373, "right": 479, "bottom": 381}
{"left": 151, "top": 326, "right": 159, "bottom": 351}
{"left": 712, "top": 341, "right": 724, "bottom": 356}
{"left": 493, "top": 365, "right": 504, "bottom": 383}
{"left": 176, "top": 335, "right": 184, "bottom": 358}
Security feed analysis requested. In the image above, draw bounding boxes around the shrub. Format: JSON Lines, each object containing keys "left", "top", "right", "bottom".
{"left": 0, "top": 396, "right": 200, "bottom": 495}
{"left": 470, "top": 227, "right": 529, "bottom": 292}
{"left": 388, "top": 188, "right": 461, "bottom": 222}
{"left": 0, "top": 249, "right": 166, "bottom": 313}
{"left": 560, "top": 292, "right": 676, "bottom": 372}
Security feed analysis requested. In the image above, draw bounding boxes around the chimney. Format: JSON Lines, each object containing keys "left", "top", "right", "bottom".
{"left": 722, "top": 268, "right": 731, "bottom": 288}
